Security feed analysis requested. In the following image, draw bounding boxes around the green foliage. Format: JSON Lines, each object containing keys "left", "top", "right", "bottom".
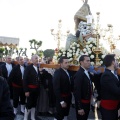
{"left": 43, "top": 49, "right": 55, "bottom": 58}
{"left": 29, "top": 39, "right": 42, "bottom": 55}
{"left": 37, "top": 50, "right": 43, "bottom": 57}
{"left": 0, "top": 47, "right": 5, "bottom": 53}
{"left": 0, "top": 47, "right": 5, "bottom": 58}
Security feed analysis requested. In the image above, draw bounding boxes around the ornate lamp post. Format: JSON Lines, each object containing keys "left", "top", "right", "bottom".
{"left": 92, "top": 12, "right": 102, "bottom": 66}
{"left": 50, "top": 19, "right": 70, "bottom": 50}
{"left": 102, "top": 24, "right": 120, "bottom": 53}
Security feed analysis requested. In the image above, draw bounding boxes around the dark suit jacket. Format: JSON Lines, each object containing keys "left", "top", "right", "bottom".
{"left": 23, "top": 64, "right": 41, "bottom": 92}
{"left": 1, "top": 63, "right": 15, "bottom": 80}
{"left": 74, "top": 67, "right": 92, "bottom": 110}
{"left": 53, "top": 68, "right": 71, "bottom": 103}
{"left": 0, "top": 76, "right": 15, "bottom": 120}
{"left": 9, "top": 64, "right": 26, "bottom": 87}
{"left": 100, "top": 69, "right": 120, "bottom": 100}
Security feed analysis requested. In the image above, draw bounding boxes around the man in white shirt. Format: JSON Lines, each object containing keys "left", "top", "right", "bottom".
{"left": 9, "top": 56, "right": 26, "bottom": 115}
{"left": 53, "top": 56, "right": 72, "bottom": 120}
{"left": 74, "top": 55, "right": 92, "bottom": 120}
{"left": 100, "top": 54, "right": 120, "bottom": 120}
{"left": 23, "top": 55, "right": 41, "bottom": 120}
{"left": 1, "top": 55, "right": 15, "bottom": 102}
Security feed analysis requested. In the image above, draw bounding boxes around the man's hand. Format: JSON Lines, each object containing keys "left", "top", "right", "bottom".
{"left": 39, "top": 68, "right": 43, "bottom": 72}
{"left": 78, "top": 109, "right": 85, "bottom": 116}
{"left": 61, "top": 102, "right": 67, "bottom": 108}
{"left": 25, "top": 92, "right": 30, "bottom": 97}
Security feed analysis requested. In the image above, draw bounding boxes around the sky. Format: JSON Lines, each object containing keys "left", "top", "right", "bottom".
{"left": 0, "top": 0, "right": 120, "bottom": 56}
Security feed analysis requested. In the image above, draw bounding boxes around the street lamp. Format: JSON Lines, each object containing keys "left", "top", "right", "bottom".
{"left": 102, "top": 24, "right": 120, "bottom": 53}
{"left": 91, "top": 12, "right": 102, "bottom": 66}
{"left": 51, "top": 19, "right": 70, "bottom": 50}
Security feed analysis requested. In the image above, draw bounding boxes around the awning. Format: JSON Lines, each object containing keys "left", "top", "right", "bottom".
{"left": 0, "top": 36, "right": 19, "bottom": 47}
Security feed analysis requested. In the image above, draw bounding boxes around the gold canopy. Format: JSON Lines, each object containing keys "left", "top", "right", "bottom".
{"left": 0, "top": 36, "right": 19, "bottom": 47}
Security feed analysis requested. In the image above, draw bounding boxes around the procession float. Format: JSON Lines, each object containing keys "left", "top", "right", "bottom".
{"left": 40, "top": 0, "right": 120, "bottom": 74}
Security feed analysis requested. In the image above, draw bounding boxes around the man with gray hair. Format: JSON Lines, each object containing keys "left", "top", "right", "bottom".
{"left": 1, "top": 55, "right": 15, "bottom": 103}
{"left": 9, "top": 56, "right": 26, "bottom": 115}
{"left": 23, "top": 55, "right": 41, "bottom": 120}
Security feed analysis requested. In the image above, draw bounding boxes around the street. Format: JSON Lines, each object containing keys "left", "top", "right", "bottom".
{"left": 15, "top": 106, "right": 102, "bottom": 120}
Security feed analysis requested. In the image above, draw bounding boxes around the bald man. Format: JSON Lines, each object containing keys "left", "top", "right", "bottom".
{"left": 9, "top": 56, "right": 26, "bottom": 115}
{"left": 1, "top": 55, "right": 15, "bottom": 103}
{"left": 23, "top": 55, "right": 41, "bottom": 120}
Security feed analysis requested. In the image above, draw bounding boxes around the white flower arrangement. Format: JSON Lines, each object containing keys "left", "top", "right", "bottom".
{"left": 100, "top": 61, "right": 103, "bottom": 64}
{"left": 56, "top": 42, "right": 81, "bottom": 64}
{"left": 91, "top": 62, "right": 94, "bottom": 65}
{"left": 81, "top": 37, "right": 108, "bottom": 65}
{"left": 54, "top": 37, "right": 108, "bottom": 65}
{"left": 90, "top": 55, "right": 94, "bottom": 59}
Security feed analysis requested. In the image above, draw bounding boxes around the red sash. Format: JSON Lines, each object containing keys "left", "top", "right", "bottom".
{"left": 81, "top": 99, "right": 90, "bottom": 104}
{"left": 61, "top": 93, "right": 70, "bottom": 97}
{"left": 100, "top": 100, "right": 119, "bottom": 110}
{"left": 12, "top": 83, "right": 22, "bottom": 88}
{"left": 28, "top": 85, "right": 38, "bottom": 88}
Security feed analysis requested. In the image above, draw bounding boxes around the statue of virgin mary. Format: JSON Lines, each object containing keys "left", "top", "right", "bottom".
{"left": 74, "top": 0, "right": 92, "bottom": 31}
{"left": 65, "top": 0, "right": 93, "bottom": 50}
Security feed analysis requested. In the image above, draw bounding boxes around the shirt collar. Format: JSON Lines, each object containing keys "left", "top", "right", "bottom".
{"left": 20, "top": 65, "right": 24, "bottom": 68}
{"left": 6, "top": 63, "right": 11, "bottom": 66}
{"left": 33, "top": 65, "right": 37, "bottom": 68}
{"left": 62, "top": 68, "right": 67, "bottom": 72}
{"left": 111, "top": 70, "right": 115, "bottom": 74}
{"left": 81, "top": 66, "right": 88, "bottom": 73}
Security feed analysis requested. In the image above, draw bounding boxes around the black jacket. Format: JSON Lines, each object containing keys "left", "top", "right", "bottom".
{"left": 1, "top": 63, "right": 15, "bottom": 80}
{"left": 0, "top": 76, "right": 15, "bottom": 120}
{"left": 100, "top": 69, "right": 120, "bottom": 100}
{"left": 74, "top": 67, "right": 93, "bottom": 110}
{"left": 53, "top": 68, "right": 71, "bottom": 102}
{"left": 9, "top": 64, "right": 26, "bottom": 87}
{"left": 23, "top": 64, "right": 41, "bottom": 92}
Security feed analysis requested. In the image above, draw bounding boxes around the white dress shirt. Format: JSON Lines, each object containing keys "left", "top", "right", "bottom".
{"left": 20, "top": 65, "right": 24, "bottom": 79}
{"left": 81, "top": 66, "right": 90, "bottom": 79}
{"left": 33, "top": 65, "right": 38, "bottom": 73}
{"left": 62, "top": 68, "right": 70, "bottom": 81}
{"left": 111, "top": 70, "right": 119, "bottom": 80}
{"left": 60, "top": 68, "right": 70, "bottom": 105}
{"left": 6, "top": 63, "right": 12, "bottom": 77}
{"left": 81, "top": 66, "right": 92, "bottom": 85}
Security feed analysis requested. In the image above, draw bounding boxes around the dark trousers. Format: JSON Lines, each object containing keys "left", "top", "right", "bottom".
{"left": 75, "top": 103, "right": 90, "bottom": 120}
{"left": 13, "top": 87, "right": 25, "bottom": 108}
{"left": 100, "top": 106, "right": 118, "bottom": 120}
{"left": 26, "top": 88, "right": 39, "bottom": 109}
{"left": 10, "top": 86, "right": 13, "bottom": 99}
{"left": 55, "top": 94, "right": 72, "bottom": 120}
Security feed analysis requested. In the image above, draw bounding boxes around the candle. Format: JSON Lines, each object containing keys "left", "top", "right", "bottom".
{"left": 86, "top": 15, "right": 93, "bottom": 24}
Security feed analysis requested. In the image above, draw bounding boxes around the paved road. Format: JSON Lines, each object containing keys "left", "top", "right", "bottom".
{"left": 15, "top": 107, "right": 102, "bottom": 120}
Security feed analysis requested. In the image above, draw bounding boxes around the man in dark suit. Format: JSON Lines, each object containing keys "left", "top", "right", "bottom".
{"left": 74, "top": 55, "right": 92, "bottom": 120}
{"left": 53, "top": 56, "right": 72, "bottom": 120}
{"left": 9, "top": 56, "right": 26, "bottom": 115}
{"left": 0, "top": 76, "right": 15, "bottom": 120}
{"left": 23, "top": 55, "right": 41, "bottom": 120}
{"left": 0, "top": 55, "right": 15, "bottom": 103}
{"left": 100, "top": 54, "right": 120, "bottom": 120}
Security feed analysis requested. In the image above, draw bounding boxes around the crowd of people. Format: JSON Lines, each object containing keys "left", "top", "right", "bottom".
{"left": 0, "top": 54, "right": 120, "bottom": 120}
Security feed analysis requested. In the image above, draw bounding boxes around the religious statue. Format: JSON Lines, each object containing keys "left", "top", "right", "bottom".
{"left": 65, "top": 0, "right": 93, "bottom": 50}
{"left": 74, "top": 0, "right": 92, "bottom": 31}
